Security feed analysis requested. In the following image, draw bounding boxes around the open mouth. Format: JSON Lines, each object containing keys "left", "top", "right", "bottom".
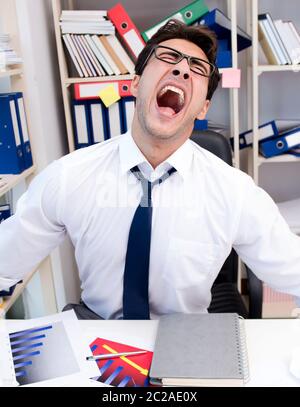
{"left": 156, "top": 85, "right": 186, "bottom": 117}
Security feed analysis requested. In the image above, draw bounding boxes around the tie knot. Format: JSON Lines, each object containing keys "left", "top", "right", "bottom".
{"left": 130, "top": 166, "right": 177, "bottom": 206}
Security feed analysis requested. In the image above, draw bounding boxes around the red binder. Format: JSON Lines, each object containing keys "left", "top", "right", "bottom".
{"left": 74, "top": 79, "right": 132, "bottom": 100}
{"left": 107, "top": 3, "right": 145, "bottom": 60}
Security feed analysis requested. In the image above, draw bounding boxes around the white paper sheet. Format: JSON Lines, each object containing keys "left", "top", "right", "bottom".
{"left": 0, "top": 310, "right": 100, "bottom": 387}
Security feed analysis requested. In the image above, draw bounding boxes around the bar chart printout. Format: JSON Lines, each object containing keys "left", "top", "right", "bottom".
{"left": 9, "top": 321, "right": 80, "bottom": 385}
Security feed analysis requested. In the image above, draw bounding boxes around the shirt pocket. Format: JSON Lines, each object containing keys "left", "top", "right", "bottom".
{"left": 162, "top": 237, "right": 222, "bottom": 290}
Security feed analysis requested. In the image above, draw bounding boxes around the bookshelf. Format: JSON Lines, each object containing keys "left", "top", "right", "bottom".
{"left": 0, "top": 165, "right": 36, "bottom": 199}
{"left": 0, "top": 68, "right": 23, "bottom": 78}
{"left": 247, "top": 0, "right": 300, "bottom": 317}
{"left": 248, "top": 0, "right": 300, "bottom": 183}
{"left": 0, "top": 0, "right": 38, "bottom": 317}
{"left": 51, "top": 0, "right": 242, "bottom": 169}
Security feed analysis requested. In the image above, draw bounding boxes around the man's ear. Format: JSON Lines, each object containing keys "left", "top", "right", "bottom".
{"left": 130, "top": 75, "right": 140, "bottom": 97}
{"left": 196, "top": 100, "right": 210, "bottom": 120}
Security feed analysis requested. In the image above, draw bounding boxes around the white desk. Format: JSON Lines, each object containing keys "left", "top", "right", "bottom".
{"left": 80, "top": 319, "right": 300, "bottom": 387}
{"left": 4, "top": 318, "right": 300, "bottom": 387}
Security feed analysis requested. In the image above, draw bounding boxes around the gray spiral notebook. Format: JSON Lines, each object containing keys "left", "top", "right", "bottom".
{"left": 149, "top": 313, "right": 249, "bottom": 387}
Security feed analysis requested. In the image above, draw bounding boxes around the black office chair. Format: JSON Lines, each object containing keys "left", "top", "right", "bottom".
{"left": 190, "top": 130, "right": 262, "bottom": 318}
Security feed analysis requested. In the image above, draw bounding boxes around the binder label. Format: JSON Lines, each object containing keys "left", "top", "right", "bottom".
{"left": 287, "top": 132, "right": 300, "bottom": 147}
{"left": 9, "top": 100, "right": 21, "bottom": 147}
{"left": 124, "top": 30, "right": 145, "bottom": 57}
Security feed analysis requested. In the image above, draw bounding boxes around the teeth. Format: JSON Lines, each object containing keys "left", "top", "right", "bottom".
{"left": 159, "top": 85, "right": 185, "bottom": 105}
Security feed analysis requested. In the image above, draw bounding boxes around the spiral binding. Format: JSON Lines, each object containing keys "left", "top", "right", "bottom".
{"left": 238, "top": 315, "right": 250, "bottom": 384}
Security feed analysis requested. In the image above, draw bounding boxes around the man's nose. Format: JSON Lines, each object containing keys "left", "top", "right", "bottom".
{"left": 172, "top": 58, "right": 190, "bottom": 80}
{"left": 172, "top": 68, "right": 190, "bottom": 80}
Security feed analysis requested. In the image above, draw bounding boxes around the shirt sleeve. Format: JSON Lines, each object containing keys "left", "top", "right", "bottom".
{"left": 0, "top": 160, "right": 67, "bottom": 291}
{"left": 233, "top": 175, "right": 300, "bottom": 297}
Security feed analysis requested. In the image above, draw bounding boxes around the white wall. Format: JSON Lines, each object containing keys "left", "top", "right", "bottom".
{"left": 13, "top": 0, "right": 81, "bottom": 316}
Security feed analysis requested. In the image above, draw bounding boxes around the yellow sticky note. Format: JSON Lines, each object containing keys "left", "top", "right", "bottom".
{"left": 221, "top": 68, "right": 241, "bottom": 88}
{"left": 98, "top": 85, "right": 120, "bottom": 107}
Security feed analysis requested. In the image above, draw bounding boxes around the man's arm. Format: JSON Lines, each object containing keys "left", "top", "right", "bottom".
{"left": 0, "top": 160, "right": 67, "bottom": 290}
{"left": 233, "top": 175, "right": 300, "bottom": 296}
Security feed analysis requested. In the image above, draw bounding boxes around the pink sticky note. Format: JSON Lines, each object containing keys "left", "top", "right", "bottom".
{"left": 221, "top": 68, "right": 241, "bottom": 88}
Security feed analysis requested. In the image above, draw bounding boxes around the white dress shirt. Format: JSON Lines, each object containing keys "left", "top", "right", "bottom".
{"left": 1, "top": 130, "right": 300, "bottom": 319}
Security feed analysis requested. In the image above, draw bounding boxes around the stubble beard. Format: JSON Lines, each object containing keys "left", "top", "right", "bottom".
{"left": 136, "top": 97, "right": 193, "bottom": 144}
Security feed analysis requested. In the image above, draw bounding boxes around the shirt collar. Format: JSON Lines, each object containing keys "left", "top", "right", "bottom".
{"left": 119, "top": 129, "right": 194, "bottom": 181}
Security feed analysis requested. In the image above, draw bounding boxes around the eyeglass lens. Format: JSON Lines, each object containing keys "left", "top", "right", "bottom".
{"left": 155, "top": 46, "right": 213, "bottom": 77}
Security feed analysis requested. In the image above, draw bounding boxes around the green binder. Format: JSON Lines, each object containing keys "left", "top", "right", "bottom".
{"left": 141, "top": 0, "right": 209, "bottom": 42}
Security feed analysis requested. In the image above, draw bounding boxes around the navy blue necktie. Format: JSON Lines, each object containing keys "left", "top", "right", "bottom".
{"left": 123, "top": 165, "right": 177, "bottom": 319}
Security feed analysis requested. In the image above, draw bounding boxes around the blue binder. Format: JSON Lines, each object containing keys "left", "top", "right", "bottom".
{"left": 0, "top": 204, "right": 11, "bottom": 223}
{"left": 0, "top": 94, "right": 25, "bottom": 174}
{"left": 0, "top": 279, "right": 22, "bottom": 298}
{"left": 14, "top": 92, "right": 33, "bottom": 169}
{"left": 260, "top": 127, "right": 300, "bottom": 158}
{"left": 198, "top": 8, "right": 252, "bottom": 52}
{"left": 106, "top": 100, "right": 124, "bottom": 139}
{"left": 2, "top": 92, "right": 33, "bottom": 169}
{"left": 89, "top": 100, "right": 109, "bottom": 143}
{"left": 216, "top": 39, "right": 232, "bottom": 68}
{"left": 72, "top": 100, "right": 93, "bottom": 149}
{"left": 235, "top": 120, "right": 300, "bottom": 150}
{"left": 121, "top": 97, "right": 135, "bottom": 133}
{"left": 194, "top": 119, "right": 208, "bottom": 130}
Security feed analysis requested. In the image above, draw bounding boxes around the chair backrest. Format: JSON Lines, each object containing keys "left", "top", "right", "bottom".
{"left": 190, "top": 129, "right": 237, "bottom": 285}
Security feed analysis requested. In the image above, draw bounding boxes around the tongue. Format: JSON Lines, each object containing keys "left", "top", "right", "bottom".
{"left": 157, "top": 106, "right": 176, "bottom": 117}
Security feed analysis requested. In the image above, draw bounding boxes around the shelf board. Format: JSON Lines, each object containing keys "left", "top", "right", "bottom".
{"left": 65, "top": 74, "right": 135, "bottom": 84}
{"left": 0, "top": 165, "right": 36, "bottom": 198}
{"left": 258, "top": 154, "right": 300, "bottom": 165}
{"left": 0, "top": 267, "right": 38, "bottom": 317}
{"left": 258, "top": 65, "right": 300, "bottom": 73}
{"left": 0, "top": 67, "right": 23, "bottom": 78}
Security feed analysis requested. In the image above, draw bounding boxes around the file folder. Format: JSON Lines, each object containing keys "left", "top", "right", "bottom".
{"left": 260, "top": 128, "right": 300, "bottom": 158}
{"left": 0, "top": 204, "right": 11, "bottom": 224}
{"left": 121, "top": 96, "right": 135, "bottom": 132}
{"left": 14, "top": 93, "right": 33, "bottom": 169}
{"left": 107, "top": 3, "right": 145, "bottom": 60}
{"left": 71, "top": 100, "right": 93, "bottom": 149}
{"left": 0, "top": 94, "right": 25, "bottom": 174}
{"left": 106, "top": 100, "right": 124, "bottom": 139}
{"left": 141, "top": 0, "right": 209, "bottom": 41}
{"left": 74, "top": 80, "right": 132, "bottom": 100}
{"left": 198, "top": 8, "right": 252, "bottom": 51}
{"left": 89, "top": 100, "right": 109, "bottom": 143}
{"left": 194, "top": 119, "right": 208, "bottom": 130}
{"left": 235, "top": 120, "right": 300, "bottom": 150}
{"left": 0, "top": 92, "right": 33, "bottom": 169}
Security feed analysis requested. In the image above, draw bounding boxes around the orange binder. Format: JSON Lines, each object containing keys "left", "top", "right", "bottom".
{"left": 107, "top": 3, "right": 145, "bottom": 60}
{"left": 74, "top": 79, "right": 132, "bottom": 100}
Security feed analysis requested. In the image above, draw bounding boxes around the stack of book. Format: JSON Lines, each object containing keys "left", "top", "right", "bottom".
{"left": 258, "top": 13, "right": 300, "bottom": 65}
{"left": 61, "top": 6, "right": 140, "bottom": 78}
{"left": 0, "top": 34, "right": 22, "bottom": 69}
{"left": 233, "top": 119, "right": 300, "bottom": 158}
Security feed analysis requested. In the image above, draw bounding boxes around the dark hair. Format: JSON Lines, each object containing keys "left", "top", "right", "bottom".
{"left": 135, "top": 19, "right": 220, "bottom": 100}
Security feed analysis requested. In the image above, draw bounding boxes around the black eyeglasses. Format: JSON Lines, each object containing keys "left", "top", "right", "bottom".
{"left": 142, "top": 45, "right": 216, "bottom": 78}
